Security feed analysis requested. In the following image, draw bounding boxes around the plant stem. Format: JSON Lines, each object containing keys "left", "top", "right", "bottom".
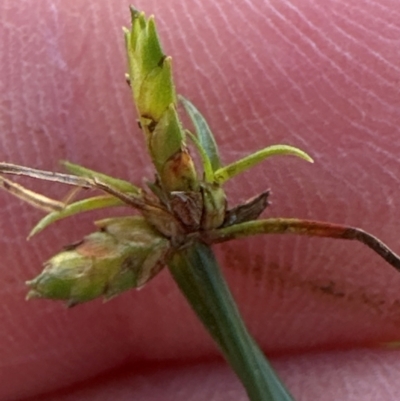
{"left": 168, "top": 242, "right": 294, "bottom": 401}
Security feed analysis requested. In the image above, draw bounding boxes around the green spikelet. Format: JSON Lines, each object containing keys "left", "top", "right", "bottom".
{"left": 26, "top": 217, "right": 169, "bottom": 306}
{"left": 124, "top": 7, "right": 197, "bottom": 191}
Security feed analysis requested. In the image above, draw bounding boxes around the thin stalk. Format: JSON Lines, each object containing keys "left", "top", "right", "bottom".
{"left": 168, "top": 242, "right": 294, "bottom": 401}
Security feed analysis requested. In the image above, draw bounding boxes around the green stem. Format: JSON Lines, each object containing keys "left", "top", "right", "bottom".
{"left": 168, "top": 242, "right": 295, "bottom": 401}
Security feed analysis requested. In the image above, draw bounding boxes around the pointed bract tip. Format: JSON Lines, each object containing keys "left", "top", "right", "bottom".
{"left": 25, "top": 288, "right": 42, "bottom": 300}
{"left": 129, "top": 5, "right": 140, "bottom": 18}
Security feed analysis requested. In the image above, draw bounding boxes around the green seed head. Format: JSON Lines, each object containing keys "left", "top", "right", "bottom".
{"left": 125, "top": 8, "right": 197, "bottom": 192}
{"left": 26, "top": 216, "right": 169, "bottom": 306}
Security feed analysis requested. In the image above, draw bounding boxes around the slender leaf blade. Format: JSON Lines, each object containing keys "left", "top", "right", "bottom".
{"left": 179, "top": 95, "right": 222, "bottom": 171}
{"left": 62, "top": 161, "right": 141, "bottom": 195}
{"left": 214, "top": 145, "right": 313, "bottom": 184}
{"left": 29, "top": 195, "right": 127, "bottom": 238}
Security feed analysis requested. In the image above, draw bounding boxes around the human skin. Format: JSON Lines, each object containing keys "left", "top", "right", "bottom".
{"left": 2, "top": 0, "right": 400, "bottom": 400}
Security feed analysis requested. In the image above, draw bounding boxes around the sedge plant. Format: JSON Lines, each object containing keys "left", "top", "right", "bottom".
{"left": 1, "top": 7, "right": 400, "bottom": 401}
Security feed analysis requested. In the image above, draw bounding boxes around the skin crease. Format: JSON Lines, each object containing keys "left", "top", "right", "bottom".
{"left": 2, "top": 0, "right": 400, "bottom": 399}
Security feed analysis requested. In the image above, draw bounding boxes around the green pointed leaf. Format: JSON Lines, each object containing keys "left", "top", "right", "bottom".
{"left": 179, "top": 95, "right": 222, "bottom": 171}
{"left": 214, "top": 144, "right": 313, "bottom": 184}
{"left": 62, "top": 161, "right": 141, "bottom": 195}
{"left": 29, "top": 195, "right": 127, "bottom": 238}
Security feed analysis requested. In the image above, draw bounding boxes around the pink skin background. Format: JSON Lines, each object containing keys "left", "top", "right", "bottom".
{"left": 2, "top": 0, "right": 400, "bottom": 400}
